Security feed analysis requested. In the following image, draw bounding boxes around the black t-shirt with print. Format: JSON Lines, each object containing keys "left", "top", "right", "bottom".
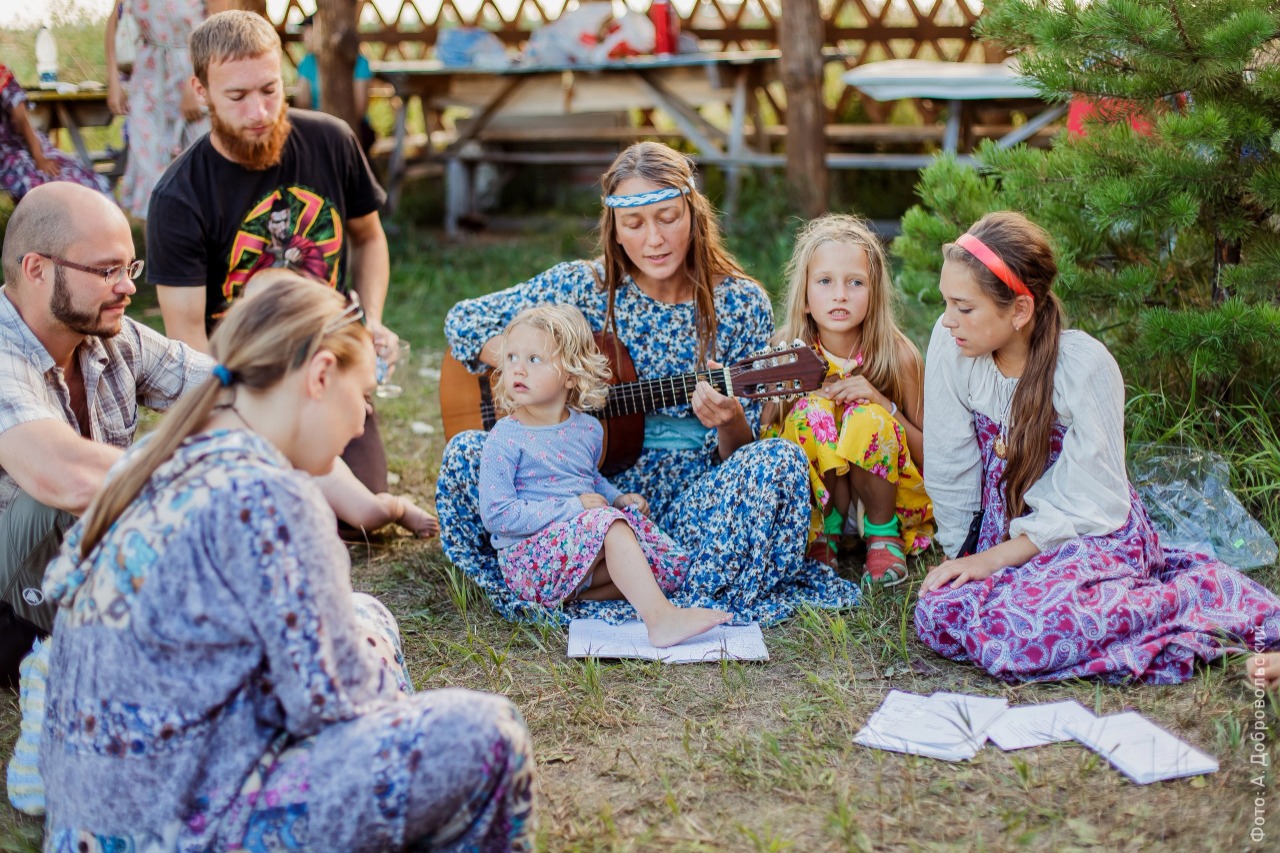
{"left": 146, "top": 109, "right": 386, "bottom": 332}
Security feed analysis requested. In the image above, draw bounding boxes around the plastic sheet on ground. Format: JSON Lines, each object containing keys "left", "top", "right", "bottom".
{"left": 1129, "top": 443, "right": 1278, "bottom": 569}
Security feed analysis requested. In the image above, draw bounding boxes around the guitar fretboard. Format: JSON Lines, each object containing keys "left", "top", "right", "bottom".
{"left": 479, "top": 368, "right": 731, "bottom": 429}
{"left": 600, "top": 370, "right": 729, "bottom": 418}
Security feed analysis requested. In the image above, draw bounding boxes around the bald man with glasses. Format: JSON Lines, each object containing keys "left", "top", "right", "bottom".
{"left": 0, "top": 183, "right": 210, "bottom": 683}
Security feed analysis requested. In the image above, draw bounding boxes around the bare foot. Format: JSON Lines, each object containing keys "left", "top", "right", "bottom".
{"left": 400, "top": 503, "right": 440, "bottom": 538}
{"left": 646, "top": 606, "right": 731, "bottom": 648}
{"left": 1247, "top": 652, "right": 1280, "bottom": 690}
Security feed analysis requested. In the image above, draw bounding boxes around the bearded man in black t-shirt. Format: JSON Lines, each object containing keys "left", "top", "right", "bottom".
{"left": 147, "top": 10, "right": 398, "bottom": 492}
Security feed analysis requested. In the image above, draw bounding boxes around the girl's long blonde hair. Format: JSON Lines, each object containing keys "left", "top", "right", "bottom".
{"left": 491, "top": 305, "right": 612, "bottom": 414}
{"left": 775, "top": 214, "right": 917, "bottom": 426}
{"left": 79, "top": 275, "right": 372, "bottom": 557}
{"left": 944, "top": 211, "right": 1065, "bottom": 520}
{"left": 595, "top": 141, "right": 758, "bottom": 365}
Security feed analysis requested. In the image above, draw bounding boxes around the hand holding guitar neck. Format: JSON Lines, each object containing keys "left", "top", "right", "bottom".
{"left": 691, "top": 359, "right": 746, "bottom": 430}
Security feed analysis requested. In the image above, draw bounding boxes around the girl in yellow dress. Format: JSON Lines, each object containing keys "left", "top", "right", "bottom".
{"left": 763, "top": 215, "right": 932, "bottom": 585}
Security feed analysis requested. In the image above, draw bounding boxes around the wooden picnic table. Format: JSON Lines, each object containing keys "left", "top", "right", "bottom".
{"left": 839, "top": 59, "right": 1067, "bottom": 168}
{"left": 24, "top": 88, "right": 127, "bottom": 182}
{"left": 372, "top": 50, "right": 782, "bottom": 235}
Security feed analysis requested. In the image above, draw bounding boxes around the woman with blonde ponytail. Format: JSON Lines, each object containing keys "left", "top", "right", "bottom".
{"left": 916, "top": 211, "right": 1280, "bottom": 684}
{"left": 38, "top": 277, "right": 535, "bottom": 850}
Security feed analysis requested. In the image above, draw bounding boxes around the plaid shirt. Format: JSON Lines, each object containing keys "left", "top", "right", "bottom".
{"left": 0, "top": 288, "right": 211, "bottom": 514}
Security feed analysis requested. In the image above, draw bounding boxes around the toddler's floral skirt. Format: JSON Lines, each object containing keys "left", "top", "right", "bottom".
{"left": 764, "top": 395, "right": 933, "bottom": 553}
{"left": 498, "top": 506, "right": 688, "bottom": 608}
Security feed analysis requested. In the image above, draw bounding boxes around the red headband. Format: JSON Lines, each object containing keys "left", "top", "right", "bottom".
{"left": 955, "top": 233, "right": 1033, "bottom": 300}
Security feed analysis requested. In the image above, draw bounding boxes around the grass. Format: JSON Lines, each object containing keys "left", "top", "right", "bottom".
{"left": 1, "top": 202, "right": 1277, "bottom": 850}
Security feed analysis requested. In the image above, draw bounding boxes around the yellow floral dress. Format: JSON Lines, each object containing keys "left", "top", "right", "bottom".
{"left": 762, "top": 348, "right": 934, "bottom": 554}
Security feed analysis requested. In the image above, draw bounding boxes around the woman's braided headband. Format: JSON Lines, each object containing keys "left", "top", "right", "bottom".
{"left": 603, "top": 182, "right": 694, "bottom": 209}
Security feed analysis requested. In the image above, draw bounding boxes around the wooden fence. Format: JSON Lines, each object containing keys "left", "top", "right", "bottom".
{"left": 269, "top": 0, "right": 988, "bottom": 63}
{"left": 269, "top": 1, "right": 991, "bottom": 120}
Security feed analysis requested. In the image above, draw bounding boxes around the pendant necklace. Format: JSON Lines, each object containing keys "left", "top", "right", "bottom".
{"left": 994, "top": 382, "right": 1014, "bottom": 460}
{"left": 819, "top": 338, "right": 863, "bottom": 378}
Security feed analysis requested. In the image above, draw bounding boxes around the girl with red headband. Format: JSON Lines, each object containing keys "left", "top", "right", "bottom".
{"left": 916, "top": 211, "right": 1280, "bottom": 683}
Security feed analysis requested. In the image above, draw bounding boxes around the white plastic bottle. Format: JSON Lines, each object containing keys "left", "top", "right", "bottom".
{"left": 36, "top": 26, "right": 59, "bottom": 89}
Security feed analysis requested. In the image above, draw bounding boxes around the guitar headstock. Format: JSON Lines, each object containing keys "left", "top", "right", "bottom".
{"left": 729, "top": 341, "right": 826, "bottom": 399}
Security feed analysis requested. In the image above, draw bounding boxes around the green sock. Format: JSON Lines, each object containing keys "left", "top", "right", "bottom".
{"left": 823, "top": 510, "right": 845, "bottom": 536}
{"left": 863, "top": 517, "right": 904, "bottom": 557}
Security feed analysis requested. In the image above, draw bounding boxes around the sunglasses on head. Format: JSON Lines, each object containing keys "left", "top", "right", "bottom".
{"left": 322, "top": 289, "right": 366, "bottom": 335}
{"left": 291, "top": 290, "right": 366, "bottom": 370}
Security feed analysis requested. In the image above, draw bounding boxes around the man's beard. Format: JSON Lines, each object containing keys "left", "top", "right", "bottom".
{"left": 210, "top": 103, "right": 292, "bottom": 171}
{"left": 51, "top": 267, "right": 125, "bottom": 338}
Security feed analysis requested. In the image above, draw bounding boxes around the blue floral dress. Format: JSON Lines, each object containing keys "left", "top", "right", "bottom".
{"left": 439, "top": 260, "right": 862, "bottom": 625}
{"left": 39, "top": 430, "right": 535, "bottom": 851}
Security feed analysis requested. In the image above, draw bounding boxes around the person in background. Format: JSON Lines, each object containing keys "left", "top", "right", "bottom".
{"left": 0, "top": 64, "right": 110, "bottom": 202}
{"left": 293, "top": 13, "right": 376, "bottom": 156}
{"left": 105, "top": 0, "right": 233, "bottom": 219}
{"left": 148, "top": 10, "right": 398, "bottom": 496}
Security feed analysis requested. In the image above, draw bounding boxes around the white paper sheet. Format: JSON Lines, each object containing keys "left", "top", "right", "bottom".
{"left": 1066, "top": 712, "right": 1219, "bottom": 784}
{"left": 566, "top": 619, "right": 768, "bottom": 663}
{"left": 853, "top": 690, "right": 1009, "bottom": 761}
{"left": 986, "top": 700, "right": 1096, "bottom": 751}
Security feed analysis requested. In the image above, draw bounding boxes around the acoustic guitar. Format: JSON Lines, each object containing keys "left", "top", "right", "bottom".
{"left": 440, "top": 335, "right": 826, "bottom": 474}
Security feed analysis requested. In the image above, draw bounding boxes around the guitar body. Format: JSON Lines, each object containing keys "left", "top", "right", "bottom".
{"left": 439, "top": 351, "right": 490, "bottom": 436}
{"left": 594, "top": 333, "right": 643, "bottom": 475}
{"left": 439, "top": 335, "right": 826, "bottom": 475}
{"left": 438, "top": 333, "right": 642, "bottom": 473}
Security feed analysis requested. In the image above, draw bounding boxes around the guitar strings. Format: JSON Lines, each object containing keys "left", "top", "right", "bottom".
{"left": 481, "top": 356, "right": 794, "bottom": 420}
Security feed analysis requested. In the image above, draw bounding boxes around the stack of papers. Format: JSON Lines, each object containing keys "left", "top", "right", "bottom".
{"left": 854, "top": 690, "right": 1009, "bottom": 760}
{"left": 566, "top": 618, "right": 768, "bottom": 663}
{"left": 1066, "top": 711, "right": 1220, "bottom": 784}
{"left": 855, "top": 693, "right": 1218, "bottom": 784}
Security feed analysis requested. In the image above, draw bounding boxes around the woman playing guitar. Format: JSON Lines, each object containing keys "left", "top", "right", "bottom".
{"left": 437, "top": 142, "right": 861, "bottom": 626}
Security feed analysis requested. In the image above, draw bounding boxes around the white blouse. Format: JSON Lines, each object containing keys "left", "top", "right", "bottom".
{"left": 923, "top": 317, "right": 1132, "bottom": 557}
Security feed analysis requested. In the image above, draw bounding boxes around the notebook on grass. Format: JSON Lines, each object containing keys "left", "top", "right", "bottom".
{"left": 567, "top": 619, "right": 768, "bottom": 663}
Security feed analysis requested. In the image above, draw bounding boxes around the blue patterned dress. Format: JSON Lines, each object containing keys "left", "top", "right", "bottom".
{"left": 439, "top": 260, "right": 862, "bottom": 625}
{"left": 39, "top": 430, "right": 535, "bottom": 851}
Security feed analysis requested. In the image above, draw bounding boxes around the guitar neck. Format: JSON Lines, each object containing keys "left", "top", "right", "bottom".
{"left": 449, "top": 339, "right": 824, "bottom": 442}
{"left": 475, "top": 369, "right": 729, "bottom": 429}
{"left": 599, "top": 369, "right": 730, "bottom": 419}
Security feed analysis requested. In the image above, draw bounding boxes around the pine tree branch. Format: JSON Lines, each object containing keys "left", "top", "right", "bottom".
{"left": 1167, "top": 0, "right": 1196, "bottom": 54}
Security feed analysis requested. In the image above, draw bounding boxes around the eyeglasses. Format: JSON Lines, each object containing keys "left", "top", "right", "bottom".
{"left": 322, "top": 290, "right": 365, "bottom": 336}
{"left": 32, "top": 254, "right": 145, "bottom": 286}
